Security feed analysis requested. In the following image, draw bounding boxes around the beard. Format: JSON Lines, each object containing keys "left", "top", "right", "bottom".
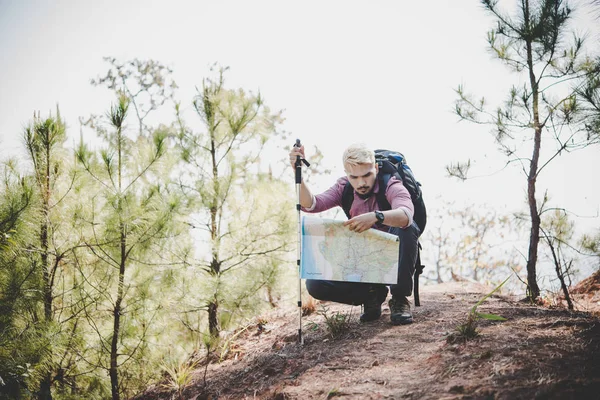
{"left": 356, "top": 185, "right": 374, "bottom": 199}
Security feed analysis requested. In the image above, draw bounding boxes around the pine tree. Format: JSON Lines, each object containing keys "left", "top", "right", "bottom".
{"left": 21, "top": 110, "right": 97, "bottom": 399}
{"left": 23, "top": 112, "right": 68, "bottom": 400}
{"left": 77, "top": 94, "right": 179, "bottom": 400}
{"left": 451, "top": 0, "right": 600, "bottom": 299}
{"left": 176, "top": 66, "right": 293, "bottom": 339}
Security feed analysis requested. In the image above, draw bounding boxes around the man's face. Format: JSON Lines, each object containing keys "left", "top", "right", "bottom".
{"left": 345, "top": 163, "right": 378, "bottom": 196}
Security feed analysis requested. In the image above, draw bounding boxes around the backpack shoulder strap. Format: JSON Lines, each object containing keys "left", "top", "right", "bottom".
{"left": 375, "top": 159, "right": 399, "bottom": 212}
{"left": 341, "top": 181, "right": 354, "bottom": 219}
{"left": 376, "top": 173, "right": 392, "bottom": 212}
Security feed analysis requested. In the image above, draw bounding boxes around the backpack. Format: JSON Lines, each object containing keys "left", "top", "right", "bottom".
{"left": 340, "top": 149, "right": 427, "bottom": 305}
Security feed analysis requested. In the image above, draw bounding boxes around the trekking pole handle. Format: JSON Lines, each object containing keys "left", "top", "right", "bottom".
{"left": 294, "top": 139, "right": 310, "bottom": 168}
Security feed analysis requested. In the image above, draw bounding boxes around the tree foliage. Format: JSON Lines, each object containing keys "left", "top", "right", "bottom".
{"left": 0, "top": 59, "right": 300, "bottom": 399}
{"left": 90, "top": 57, "right": 177, "bottom": 135}
{"left": 539, "top": 208, "right": 577, "bottom": 308}
{"left": 423, "top": 201, "right": 522, "bottom": 286}
{"left": 0, "top": 161, "right": 36, "bottom": 399}
{"left": 175, "top": 66, "right": 294, "bottom": 340}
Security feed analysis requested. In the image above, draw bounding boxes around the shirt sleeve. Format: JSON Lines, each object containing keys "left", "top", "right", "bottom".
{"left": 385, "top": 176, "right": 414, "bottom": 228}
{"left": 301, "top": 176, "right": 347, "bottom": 213}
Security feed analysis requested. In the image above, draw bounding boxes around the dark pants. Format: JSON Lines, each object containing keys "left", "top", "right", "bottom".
{"left": 305, "top": 222, "right": 420, "bottom": 305}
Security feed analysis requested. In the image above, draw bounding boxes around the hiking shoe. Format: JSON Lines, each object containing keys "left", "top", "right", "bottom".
{"left": 360, "top": 287, "right": 383, "bottom": 322}
{"left": 389, "top": 296, "right": 413, "bottom": 325}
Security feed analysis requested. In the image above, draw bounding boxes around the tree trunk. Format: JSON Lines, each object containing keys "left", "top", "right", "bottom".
{"left": 435, "top": 236, "right": 443, "bottom": 283}
{"left": 110, "top": 129, "right": 125, "bottom": 400}
{"left": 267, "top": 286, "right": 277, "bottom": 308}
{"left": 40, "top": 221, "right": 53, "bottom": 400}
{"left": 38, "top": 376, "right": 52, "bottom": 400}
{"left": 110, "top": 297, "right": 122, "bottom": 400}
{"left": 526, "top": 174, "right": 541, "bottom": 300}
{"left": 208, "top": 114, "right": 221, "bottom": 339}
{"left": 434, "top": 260, "right": 443, "bottom": 284}
{"left": 525, "top": 1, "right": 541, "bottom": 300}
{"left": 41, "top": 226, "right": 52, "bottom": 321}
{"left": 557, "top": 263, "right": 574, "bottom": 310}
{"left": 110, "top": 228, "right": 126, "bottom": 400}
{"left": 208, "top": 300, "right": 219, "bottom": 338}
{"left": 546, "top": 237, "right": 574, "bottom": 310}
{"left": 39, "top": 141, "right": 53, "bottom": 400}
{"left": 208, "top": 256, "right": 221, "bottom": 338}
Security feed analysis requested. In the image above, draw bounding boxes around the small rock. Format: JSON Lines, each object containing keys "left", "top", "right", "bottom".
{"left": 371, "top": 360, "right": 379, "bottom": 367}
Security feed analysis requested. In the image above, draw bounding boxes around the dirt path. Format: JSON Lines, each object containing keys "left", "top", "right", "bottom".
{"left": 139, "top": 282, "right": 600, "bottom": 400}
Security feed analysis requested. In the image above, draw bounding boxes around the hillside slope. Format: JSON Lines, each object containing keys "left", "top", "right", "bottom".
{"left": 137, "top": 282, "right": 600, "bottom": 400}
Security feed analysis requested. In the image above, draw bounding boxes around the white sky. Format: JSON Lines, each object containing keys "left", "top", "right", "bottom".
{"left": 0, "top": 0, "right": 599, "bottom": 242}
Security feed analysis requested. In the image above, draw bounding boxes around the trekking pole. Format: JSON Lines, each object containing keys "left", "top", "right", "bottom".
{"left": 294, "top": 139, "right": 309, "bottom": 345}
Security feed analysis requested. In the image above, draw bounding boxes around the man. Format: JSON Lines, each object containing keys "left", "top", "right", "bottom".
{"left": 289, "top": 143, "right": 420, "bottom": 325}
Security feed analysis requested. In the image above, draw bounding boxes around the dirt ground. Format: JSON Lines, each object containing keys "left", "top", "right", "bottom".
{"left": 137, "top": 280, "right": 600, "bottom": 400}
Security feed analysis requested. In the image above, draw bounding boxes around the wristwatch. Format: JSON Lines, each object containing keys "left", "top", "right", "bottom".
{"left": 374, "top": 210, "right": 385, "bottom": 224}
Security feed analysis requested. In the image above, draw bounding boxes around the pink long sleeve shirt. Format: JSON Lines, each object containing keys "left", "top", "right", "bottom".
{"left": 302, "top": 176, "right": 414, "bottom": 231}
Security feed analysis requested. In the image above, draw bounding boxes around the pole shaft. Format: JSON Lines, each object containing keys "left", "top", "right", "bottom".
{"left": 295, "top": 159, "right": 304, "bottom": 345}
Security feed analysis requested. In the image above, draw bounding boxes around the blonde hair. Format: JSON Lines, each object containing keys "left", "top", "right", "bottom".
{"left": 342, "top": 143, "right": 375, "bottom": 167}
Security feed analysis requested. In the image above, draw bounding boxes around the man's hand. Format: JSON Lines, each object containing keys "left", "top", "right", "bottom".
{"left": 343, "top": 212, "right": 377, "bottom": 233}
{"left": 289, "top": 145, "right": 306, "bottom": 170}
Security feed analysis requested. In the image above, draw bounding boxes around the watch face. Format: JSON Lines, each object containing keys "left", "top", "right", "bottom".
{"left": 376, "top": 211, "right": 384, "bottom": 222}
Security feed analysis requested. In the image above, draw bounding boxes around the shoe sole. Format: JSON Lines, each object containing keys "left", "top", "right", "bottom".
{"left": 360, "top": 313, "right": 382, "bottom": 323}
{"left": 390, "top": 317, "right": 413, "bottom": 325}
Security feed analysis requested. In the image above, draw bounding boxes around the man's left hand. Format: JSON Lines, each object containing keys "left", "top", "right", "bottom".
{"left": 343, "top": 213, "right": 377, "bottom": 233}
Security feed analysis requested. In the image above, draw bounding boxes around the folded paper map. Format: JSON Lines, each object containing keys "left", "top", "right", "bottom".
{"left": 300, "top": 216, "right": 399, "bottom": 284}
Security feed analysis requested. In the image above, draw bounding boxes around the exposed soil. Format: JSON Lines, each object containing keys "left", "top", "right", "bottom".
{"left": 137, "top": 281, "right": 600, "bottom": 400}
{"left": 571, "top": 270, "right": 600, "bottom": 305}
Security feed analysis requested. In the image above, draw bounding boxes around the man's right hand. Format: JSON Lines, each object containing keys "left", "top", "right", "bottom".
{"left": 289, "top": 144, "right": 306, "bottom": 170}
